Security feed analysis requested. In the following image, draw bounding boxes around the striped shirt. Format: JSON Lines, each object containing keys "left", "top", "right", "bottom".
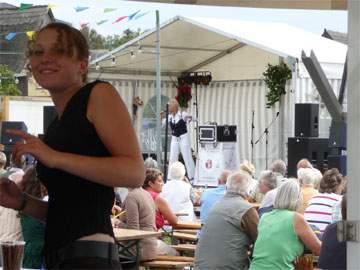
{"left": 304, "top": 193, "right": 342, "bottom": 232}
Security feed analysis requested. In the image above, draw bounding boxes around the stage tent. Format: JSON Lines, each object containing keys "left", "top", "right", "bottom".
{"left": 90, "top": 15, "right": 347, "bottom": 175}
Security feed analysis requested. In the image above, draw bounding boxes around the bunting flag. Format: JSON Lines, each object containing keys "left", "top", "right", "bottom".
{"left": 19, "top": 3, "right": 33, "bottom": 10}
{"left": 26, "top": 31, "right": 35, "bottom": 40}
{"left": 128, "top": 10, "right": 141, "bottom": 21}
{"left": 134, "top": 11, "right": 150, "bottom": 20}
{"left": 112, "top": 16, "right": 128, "bottom": 24}
{"left": 97, "top": 20, "right": 109, "bottom": 25}
{"left": 74, "top": 6, "right": 89, "bottom": 12}
{"left": 47, "top": 4, "right": 56, "bottom": 9}
{"left": 80, "top": 22, "right": 90, "bottom": 28}
{"left": 5, "top": 32, "right": 17, "bottom": 41}
{"left": 104, "top": 8, "right": 117, "bottom": 13}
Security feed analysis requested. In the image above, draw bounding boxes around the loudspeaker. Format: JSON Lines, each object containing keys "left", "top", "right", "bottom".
{"left": 287, "top": 137, "right": 329, "bottom": 177}
{"left": 295, "top": 103, "right": 319, "bottom": 137}
{"left": 43, "top": 106, "right": 57, "bottom": 133}
{"left": 1, "top": 121, "right": 27, "bottom": 145}
{"left": 142, "top": 152, "right": 157, "bottom": 161}
{"left": 217, "top": 125, "right": 237, "bottom": 142}
{"left": 328, "top": 155, "right": 347, "bottom": 176}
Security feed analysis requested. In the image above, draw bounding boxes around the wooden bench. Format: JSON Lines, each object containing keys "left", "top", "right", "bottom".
{"left": 171, "top": 232, "right": 198, "bottom": 242}
{"left": 174, "top": 229, "right": 198, "bottom": 235}
{"left": 141, "top": 260, "right": 193, "bottom": 269}
{"left": 141, "top": 255, "right": 194, "bottom": 269}
{"left": 170, "top": 244, "right": 196, "bottom": 253}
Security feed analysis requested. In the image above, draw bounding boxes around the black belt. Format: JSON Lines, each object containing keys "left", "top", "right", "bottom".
{"left": 172, "top": 131, "right": 187, "bottom": 137}
{"left": 45, "top": 240, "right": 119, "bottom": 269}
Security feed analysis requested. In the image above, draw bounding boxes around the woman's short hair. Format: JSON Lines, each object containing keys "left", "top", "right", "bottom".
{"left": 319, "top": 168, "right": 343, "bottom": 193}
{"left": 226, "top": 170, "right": 250, "bottom": 197}
{"left": 239, "top": 160, "right": 256, "bottom": 177}
{"left": 274, "top": 179, "right": 302, "bottom": 211}
{"left": 259, "top": 170, "right": 277, "bottom": 190}
{"left": 297, "top": 168, "right": 316, "bottom": 185}
{"left": 270, "top": 159, "right": 287, "bottom": 176}
{"left": 169, "top": 162, "right": 186, "bottom": 180}
{"left": 143, "top": 168, "right": 163, "bottom": 189}
{"left": 144, "top": 157, "right": 159, "bottom": 169}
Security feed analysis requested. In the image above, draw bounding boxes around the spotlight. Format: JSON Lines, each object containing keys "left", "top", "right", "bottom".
{"left": 130, "top": 51, "right": 135, "bottom": 59}
{"left": 95, "top": 62, "right": 100, "bottom": 70}
{"left": 138, "top": 45, "right": 142, "bottom": 53}
{"left": 111, "top": 57, "right": 116, "bottom": 66}
{"left": 15, "top": 78, "right": 19, "bottom": 84}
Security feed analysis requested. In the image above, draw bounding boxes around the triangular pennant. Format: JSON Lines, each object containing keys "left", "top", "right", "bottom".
{"left": 19, "top": 3, "right": 33, "bottom": 10}
{"left": 112, "top": 16, "right": 128, "bottom": 24}
{"left": 26, "top": 31, "right": 35, "bottom": 40}
{"left": 128, "top": 10, "right": 141, "bottom": 21}
{"left": 74, "top": 6, "right": 89, "bottom": 12}
{"left": 104, "top": 8, "right": 117, "bottom": 13}
{"left": 97, "top": 20, "right": 109, "bottom": 25}
{"left": 5, "top": 32, "right": 17, "bottom": 41}
{"left": 134, "top": 11, "right": 150, "bottom": 20}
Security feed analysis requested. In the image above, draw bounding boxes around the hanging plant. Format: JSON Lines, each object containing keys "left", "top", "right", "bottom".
{"left": 263, "top": 62, "right": 292, "bottom": 108}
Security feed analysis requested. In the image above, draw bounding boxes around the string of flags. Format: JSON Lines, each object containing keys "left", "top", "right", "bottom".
{"left": 0, "top": 3, "right": 151, "bottom": 42}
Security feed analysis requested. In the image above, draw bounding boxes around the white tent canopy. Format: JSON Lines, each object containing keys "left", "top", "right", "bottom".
{"left": 91, "top": 16, "right": 347, "bottom": 79}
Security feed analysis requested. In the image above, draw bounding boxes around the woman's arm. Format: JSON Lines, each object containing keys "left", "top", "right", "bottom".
{"left": 156, "top": 195, "right": 178, "bottom": 226}
{"left": 294, "top": 212, "right": 321, "bottom": 255}
{"left": 9, "top": 83, "right": 144, "bottom": 188}
{"left": 0, "top": 178, "right": 47, "bottom": 222}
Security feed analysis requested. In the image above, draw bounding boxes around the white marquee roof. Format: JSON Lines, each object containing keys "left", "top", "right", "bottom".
{"left": 91, "top": 16, "right": 347, "bottom": 76}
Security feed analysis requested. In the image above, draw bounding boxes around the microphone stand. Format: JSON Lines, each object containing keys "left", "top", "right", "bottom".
{"left": 255, "top": 112, "right": 280, "bottom": 169}
{"left": 251, "top": 110, "right": 255, "bottom": 164}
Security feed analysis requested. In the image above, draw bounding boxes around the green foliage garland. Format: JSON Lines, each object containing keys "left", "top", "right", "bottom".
{"left": 263, "top": 62, "right": 292, "bottom": 108}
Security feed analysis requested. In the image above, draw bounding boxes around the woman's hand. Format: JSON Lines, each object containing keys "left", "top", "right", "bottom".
{"left": 6, "top": 129, "right": 59, "bottom": 168}
{"left": 0, "top": 177, "right": 23, "bottom": 210}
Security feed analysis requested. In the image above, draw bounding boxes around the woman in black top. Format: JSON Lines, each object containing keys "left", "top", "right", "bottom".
{"left": 0, "top": 23, "right": 144, "bottom": 269}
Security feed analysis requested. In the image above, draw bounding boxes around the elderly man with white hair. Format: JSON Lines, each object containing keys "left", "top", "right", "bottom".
{"left": 194, "top": 170, "right": 259, "bottom": 270}
{"left": 298, "top": 167, "right": 318, "bottom": 214}
{"left": 161, "top": 161, "right": 195, "bottom": 221}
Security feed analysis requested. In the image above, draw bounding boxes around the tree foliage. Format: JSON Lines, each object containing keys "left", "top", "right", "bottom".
{"left": 80, "top": 27, "right": 141, "bottom": 50}
{"left": 0, "top": 65, "right": 21, "bottom": 96}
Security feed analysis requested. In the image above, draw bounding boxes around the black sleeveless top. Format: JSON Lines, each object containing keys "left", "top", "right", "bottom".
{"left": 36, "top": 80, "right": 115, "bottom": 254}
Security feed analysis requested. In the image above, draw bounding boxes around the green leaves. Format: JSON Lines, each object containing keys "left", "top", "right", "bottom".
{"left": 263, "top": 62, "right": 292, "bottom": 108}
{"left": 0, "top": 65, "right": 21, "bottom": 96}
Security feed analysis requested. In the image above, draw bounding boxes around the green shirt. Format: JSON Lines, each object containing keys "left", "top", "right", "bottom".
{"left": 250, "top": 209, "right": 304, "bottom": 270}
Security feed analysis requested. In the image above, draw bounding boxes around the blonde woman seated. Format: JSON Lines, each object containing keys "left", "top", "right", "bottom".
{"left": 143, "top": 168, "right": 179, "bottom": 255}
{"left": 250, "top": 179, "right": 321, "bottom": 270}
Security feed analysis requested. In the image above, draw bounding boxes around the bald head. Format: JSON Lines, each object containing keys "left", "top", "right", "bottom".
{"left": 218, "top": 170, "right": 231, "bottom": 185}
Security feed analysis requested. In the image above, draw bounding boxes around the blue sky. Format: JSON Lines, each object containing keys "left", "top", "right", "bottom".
{"left": 11, "top": 0, "right": 347, "bottom": 37}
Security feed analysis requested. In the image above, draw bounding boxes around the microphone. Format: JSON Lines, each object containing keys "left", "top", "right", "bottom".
{"left": 276, "top": 112, "right": 280, "bottom": 116}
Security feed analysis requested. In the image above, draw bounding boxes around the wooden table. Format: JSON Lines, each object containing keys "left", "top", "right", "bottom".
{"left": 114, "top": 228, "right": 162, "bottom": 267}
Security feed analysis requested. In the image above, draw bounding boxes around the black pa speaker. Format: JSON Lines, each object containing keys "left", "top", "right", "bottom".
{"left": 43, "top": 106, "right": 57, "bottom": 133}
{"left": 217, "top": 125, "right": 237, "bottom": 142}
{"left": 1, "top": 121, "right": 27, "bottom": 145}
{"left": 287, "top": 137, "right": 329, "bottom": 177}
{"left": 328, "top": 155, "right": 347, "bottom": 176}
{"left": 295, "top": 103, "right": 319, "bottom": 137}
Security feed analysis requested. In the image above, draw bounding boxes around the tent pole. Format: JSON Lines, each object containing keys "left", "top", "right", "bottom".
{"left": 155, "top": 10, "right": 162, "bottom": 168}
{"left": 347, "top": 2, "right": 360, "bottom": 268}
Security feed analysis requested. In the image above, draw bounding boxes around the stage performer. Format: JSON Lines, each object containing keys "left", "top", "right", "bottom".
{"left": 163, "top": 99, "right": 195, "bottom": 181}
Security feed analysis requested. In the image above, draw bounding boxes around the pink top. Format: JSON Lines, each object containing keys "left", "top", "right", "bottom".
{"left": 147, "top": 190, "right": 165, "bottom": 230}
